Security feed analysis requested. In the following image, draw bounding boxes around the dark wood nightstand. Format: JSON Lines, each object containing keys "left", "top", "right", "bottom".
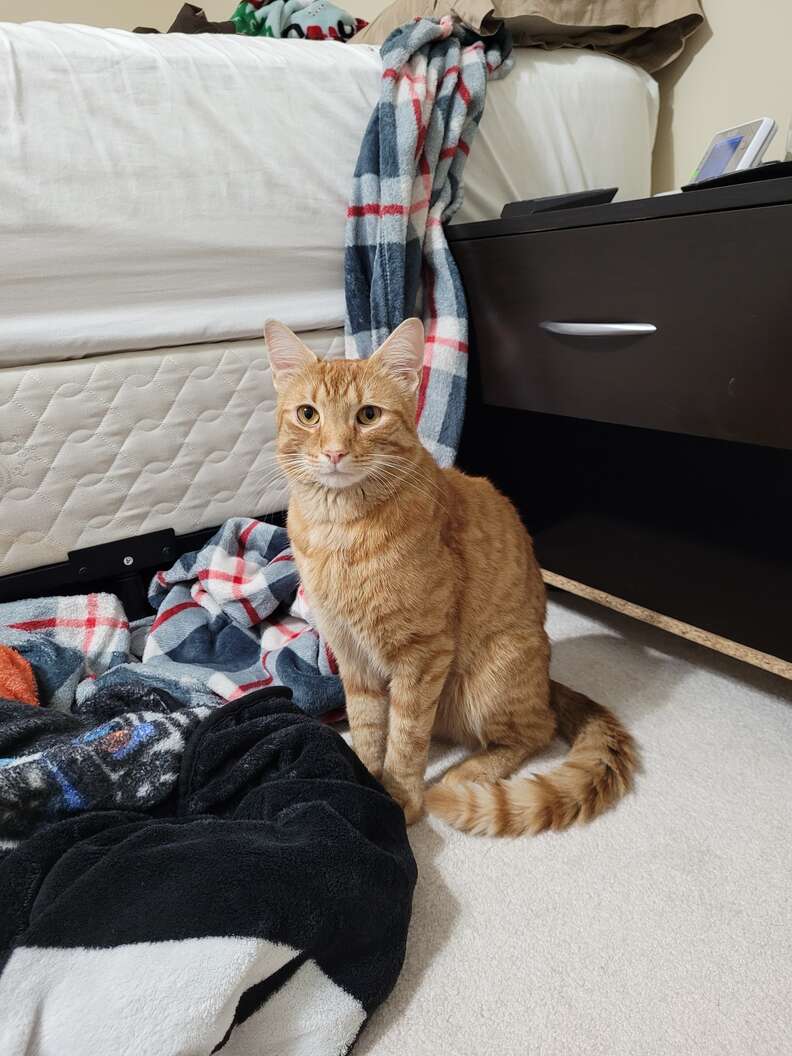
{"left": 449, "top": 177, "right": 792, "bottom": 677}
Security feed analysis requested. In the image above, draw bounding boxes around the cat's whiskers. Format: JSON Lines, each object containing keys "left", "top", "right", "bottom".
{"left": 361, "top": 466, "right": 404, "bottom": 506}
{"left": 259, "top": 448, "right": 447, "bottom": 517}
{"left": 354, "top": 455, "right": 414, "bottom": 497}
{"left": 371, "top": 455, "right": 451, "bottom": 515}
{"left": 374, "top": 452, "right": 446, "bottom": 492}
{"left": 252, "top": 455, "right": 302, "bottom": 492}
{"left": 280, "top": 454, "right": 319, "bottom": 486}
{"left": 375, "top": 470, "right": 449, "bottom": 517}
{"left": 326, "top": 457, "right": 400, "bottom": 506}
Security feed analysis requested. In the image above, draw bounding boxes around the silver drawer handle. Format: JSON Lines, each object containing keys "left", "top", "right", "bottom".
{"left": 540, "top": 321, "right": 657, "bottom": 336}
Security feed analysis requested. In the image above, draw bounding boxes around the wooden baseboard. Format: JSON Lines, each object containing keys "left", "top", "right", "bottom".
{"left": 542, "top": 569, "right": 792, "bottom": 681}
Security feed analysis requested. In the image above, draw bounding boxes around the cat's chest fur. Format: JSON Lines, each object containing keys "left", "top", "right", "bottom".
{"left": 288, "top": 504, "right": 428, "bottom": 674}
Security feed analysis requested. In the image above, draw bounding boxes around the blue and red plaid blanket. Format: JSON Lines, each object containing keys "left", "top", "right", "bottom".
{"left": 0, "top": 520, "right": 343, "bottom": 833}
{"left": 344, "top": 16, "right": 512, "bottom": 467}
{"left": 141, "top": 518, "right": 341, "bottom": 713}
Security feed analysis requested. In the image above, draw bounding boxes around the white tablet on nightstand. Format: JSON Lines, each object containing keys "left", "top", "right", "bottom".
{"left": 691, "top": 118, "right": 777, "bottom": 183}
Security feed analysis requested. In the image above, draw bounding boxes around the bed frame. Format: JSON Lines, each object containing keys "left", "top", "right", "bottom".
{"left": 0, "top": 514, "right": 286, "bottom": 621}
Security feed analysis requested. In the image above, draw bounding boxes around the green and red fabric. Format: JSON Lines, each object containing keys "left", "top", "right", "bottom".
{"left": 232, "top": 0, "right": 366, "bottom": 41}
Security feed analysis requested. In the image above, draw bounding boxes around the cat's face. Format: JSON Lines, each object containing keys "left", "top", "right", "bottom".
{"left": 266, "top": 319, "right": 425, "bottom": 491}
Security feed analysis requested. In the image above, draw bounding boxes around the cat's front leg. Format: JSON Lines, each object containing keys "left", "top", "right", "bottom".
{"left": 332, "top": 644, "right": 390, "bottom": 779}
{"left": 382, "top": 639, "right": 454, "bottom": 825}
{"left": 346, "top": 683, "right": 390, "bottom": 780}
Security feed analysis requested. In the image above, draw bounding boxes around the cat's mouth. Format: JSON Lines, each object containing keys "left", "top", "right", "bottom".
{"left": 314, "top": 462, "right": 369, "bottom": 490}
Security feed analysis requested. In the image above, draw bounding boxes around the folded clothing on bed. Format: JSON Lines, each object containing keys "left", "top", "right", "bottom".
{"left": 0, "top": 690, "right": 416, "bottom": 1056}
{"left": 233, "top": 0, "right": 367, "bottom": 40}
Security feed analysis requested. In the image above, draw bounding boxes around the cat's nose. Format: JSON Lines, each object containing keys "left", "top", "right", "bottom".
{"left": 323, "top": 449, "right": 348, "bottom": 466}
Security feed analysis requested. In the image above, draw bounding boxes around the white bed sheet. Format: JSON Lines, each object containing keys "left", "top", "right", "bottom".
{"left": 0, "top": 24, "right": 658, "bottom": 368}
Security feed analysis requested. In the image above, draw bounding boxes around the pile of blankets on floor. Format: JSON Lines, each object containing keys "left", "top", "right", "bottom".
{"left": 344, "top": 16, "right": 512, "bottom": 466}
{"left": 0, "top": 520, "right": 416, "bottom": 1052}
{"left": 0, "top": 686, "right": 416, "bottom": 1054}
{"left": 0, "top": 518, "right": 346, "bottom": 831}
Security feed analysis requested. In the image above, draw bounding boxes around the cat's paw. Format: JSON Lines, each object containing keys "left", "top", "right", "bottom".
{"left": 383, "top": 774, "right": 424, "bottom": 825}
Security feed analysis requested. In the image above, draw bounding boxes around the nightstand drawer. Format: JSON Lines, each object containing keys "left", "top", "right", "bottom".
{"left": 453, "top": 205, "right": 792, "bottom": 449}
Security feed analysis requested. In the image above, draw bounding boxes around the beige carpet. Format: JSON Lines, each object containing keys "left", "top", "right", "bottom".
{"left": 357, "top": 593, "right": 792, "bottom": 1056}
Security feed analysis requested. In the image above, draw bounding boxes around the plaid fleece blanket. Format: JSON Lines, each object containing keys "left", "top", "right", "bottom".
{"left": 0, "top": 519, "right": 343, "bottom": 835}
{"left": 141, "top": 518, "right": 342, "bottom": 713}
{"left": 344, "top": 16, "right": 512, "bottom": 467}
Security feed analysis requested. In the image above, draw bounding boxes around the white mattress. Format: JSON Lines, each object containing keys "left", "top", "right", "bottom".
{"left": 0, "top": 330, "right": 343, "bottom": 578}
{"left": 0, "top": 23, "right": 659, "bottom": 369}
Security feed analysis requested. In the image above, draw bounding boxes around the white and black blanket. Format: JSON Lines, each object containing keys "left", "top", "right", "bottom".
{"left": 0, "top": 689, "right": 416, "bottom": 1055}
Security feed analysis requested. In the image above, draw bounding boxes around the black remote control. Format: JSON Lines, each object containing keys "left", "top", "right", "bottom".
{"left": 500, "top": 187, "right": 618, "bottom": 219}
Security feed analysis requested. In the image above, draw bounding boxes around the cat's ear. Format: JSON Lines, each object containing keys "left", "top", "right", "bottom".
{"left": 369, "top": 318, "right": 425, "bottom": 393}
{"left": 265, "top": 320, "right": 317, "bottom": 391}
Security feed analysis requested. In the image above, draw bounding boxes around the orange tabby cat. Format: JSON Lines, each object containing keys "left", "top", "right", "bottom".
{"left": 266, "top": 317, "right": 637, "bottom": 835}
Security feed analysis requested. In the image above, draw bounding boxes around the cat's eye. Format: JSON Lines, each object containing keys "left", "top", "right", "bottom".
{"left": 296, "top": 405, "right": 319, "bottom": 426}
{"left": 356, "top": 405, "right": 382, "bottom": 425}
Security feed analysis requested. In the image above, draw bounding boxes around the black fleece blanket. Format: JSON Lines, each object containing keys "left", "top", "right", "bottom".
{"left": 0, "top": 689, "right": 416, "bottom": 1055}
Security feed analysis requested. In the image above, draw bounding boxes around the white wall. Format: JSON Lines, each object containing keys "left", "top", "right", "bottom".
{"left": 653, "top": 0, "right": 792, "bottom": 190}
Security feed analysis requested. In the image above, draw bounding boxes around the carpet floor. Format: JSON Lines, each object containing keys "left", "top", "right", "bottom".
{"left": 357, "top": 592, "right": 792, "bottom": 1056}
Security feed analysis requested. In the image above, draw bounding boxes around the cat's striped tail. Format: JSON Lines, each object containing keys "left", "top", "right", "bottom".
{"left": 424, "top": 682, "right": 638, "bottom": 837}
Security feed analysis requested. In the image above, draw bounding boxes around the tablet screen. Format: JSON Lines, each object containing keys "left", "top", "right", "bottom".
{"left": 698, "top": 134, "right": 744, "bottom": 180}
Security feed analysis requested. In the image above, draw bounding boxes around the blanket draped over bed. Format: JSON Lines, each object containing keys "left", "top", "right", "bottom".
{"left": 0, "top": 688, "right": 416, "bottom": 1055}
{"left": 344, "top": 16, "right": 512, "bottom": 467}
